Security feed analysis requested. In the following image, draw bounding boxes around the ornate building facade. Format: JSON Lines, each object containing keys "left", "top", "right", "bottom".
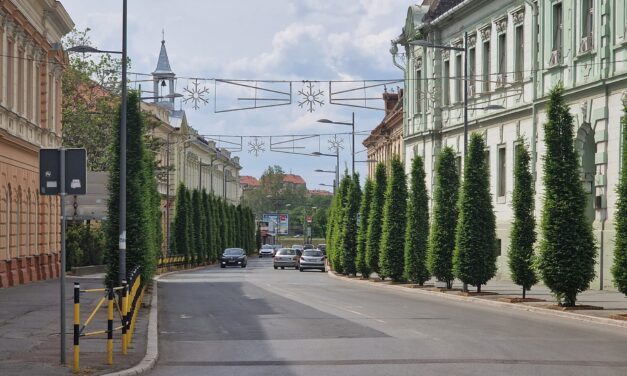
{"left": 395, "top": 0, "right": 627, "bottom": 289}
{"left": 363, "top": 90, "right": 404, "bottom": 177}
{"left": 0, "top": 0, "right": 73, "bottom": 287}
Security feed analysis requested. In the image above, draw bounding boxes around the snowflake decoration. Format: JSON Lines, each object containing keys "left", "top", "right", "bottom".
{"left": 183, "top": 79, "right": 210, "bottom": 110}
{"left": 298, "top": 81, "right": 324, "bottom": 112}
{"left": 327, "top": 134, "right": 344, "bottom": 153}
{"left": 248, "top": 137, "right": 266, "bottom": 157}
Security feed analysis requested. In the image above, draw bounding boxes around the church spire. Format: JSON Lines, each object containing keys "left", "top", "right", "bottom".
{"left": 152, "top": 35, "right": 174, "bottom": 77}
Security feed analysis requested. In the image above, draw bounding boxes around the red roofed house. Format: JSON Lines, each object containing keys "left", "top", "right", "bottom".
{"left": 239, "top": 175, "right": 260, "bottom": 190}
{"left": 282, "top": 174, "right": 306, "bottom": 188}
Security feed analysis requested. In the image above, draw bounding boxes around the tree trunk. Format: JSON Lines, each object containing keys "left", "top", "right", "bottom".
{"left": 477, "top": 284, "right": 481, "bottom": 293}
{"left": 522, "top": 287, "right": 526, "bottom": 299}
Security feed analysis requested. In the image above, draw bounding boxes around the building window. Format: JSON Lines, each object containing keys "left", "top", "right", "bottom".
{"left": 498, "top": 146, "right": 506, "bottom": 197}
{"left": 443, "top": 60, "right": 450, "bottom": 106}
{"left": 514, "top": 25, "right": 524, "bottom": 81}
{"left": 484, "top": 149, "right": 491, "bottom": 175}
{"left": 496, "top": 238, "right": 502, "bottom": 257}
{"left": 17, "top": 48, "right": 24, "bottom": 115}
{"left": 27, "top": 57, "right": 33, "bottom": 120}
{"left": 497, "top": 33, "right": 507, "bottom": 87}
{"left": 582, "top": 0, "right": 593, "bottom": 38}
{"left": 551, "top": 2, "right": 563, "bottom": 65}
{"left": 7, "top": 39, "right": 13, "bottom": 109}
{"left": 482, "top": 40, "right": 490, "bottom": 92}
{"left": 415, "top": 68, "right": 422, "bottom": 114}
{"left": 468, "top": 46, "right": 476, "bottom": 96}
{"left": 455, "top": 54, "right": 462, "bottom": 103}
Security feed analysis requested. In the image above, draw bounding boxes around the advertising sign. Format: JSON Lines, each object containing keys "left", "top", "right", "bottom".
{"left": 39, "top": 148, "right": 87, "bottom": 196}
{"left": 262, "top": 213, "right": 289, "bottom": 235}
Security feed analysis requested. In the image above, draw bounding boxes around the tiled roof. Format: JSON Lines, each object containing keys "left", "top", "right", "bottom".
{"left": 422, "top": 0, "right": 464, "bottom": 22}
{"left": 308, "top": 189, "right": 333, "bottom": 196}
{"left": 283, "top": 174, "right": 306, "bottom": 185}
{"left": 239, "top": 175, "right": 260, "bottom": 187}
{"left": 153, "top": 40, "right": 174, "bottom": 76}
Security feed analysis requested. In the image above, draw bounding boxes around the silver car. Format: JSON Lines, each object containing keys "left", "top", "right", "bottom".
{"left": 273, "top": 248, "right": 299, "bottom": 270}
{"left": 299, "top": 249, "right": 326, "bottom": 272}
{"left": 259, "top": 244, "right": 275, "bottom": 258}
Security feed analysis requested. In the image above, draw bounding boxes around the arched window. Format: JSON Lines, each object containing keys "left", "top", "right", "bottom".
{"left": 1, "top": 185, "right": 8, "bottom": 260}
{"left": 16, "top": 187, "right": 21, "bottom": 258}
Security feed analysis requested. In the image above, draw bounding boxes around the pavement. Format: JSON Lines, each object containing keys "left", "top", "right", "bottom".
{"left": 0, "top": 273, "right": 149, "bottom": 376}
{"left": 147, "top": 257, "right": 627, "bottom": 376}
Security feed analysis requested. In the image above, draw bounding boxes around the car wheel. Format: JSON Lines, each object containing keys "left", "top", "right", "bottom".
{"left": 220, "top": 265, "right": 225, "bottom": 268}
{"left": 281, "top": 267, "right": 285, "bottom": 270}
{"left": 299, "top": 268, "right": 303, "bottom": 272}
{"left": 295, "top": 265, "right": 299, "bottom": 270}
{"left": 241, "top": 264, "right": 246, "bottom": 268}
{"left": 320, "top": 268, "right": 325, "bottom": 272}
{"left": 273, "top": 266, "right": 278, "bottom": 270}
{"left": 259, "top": 255, "right": 262, "bottom": 258}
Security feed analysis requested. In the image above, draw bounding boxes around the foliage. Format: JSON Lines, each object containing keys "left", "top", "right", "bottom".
{"left": 453, "top": 133, "right": 497, "bottom": 292}
{"left": 537, "top": 85, "right": 597, "bottom": 306}
{"left": 328, "top": 173, "right": 351, "bottom": 273}
{"left": 171, "top": 185, "right": 191, "bottom": 262}
{"left": 356, "top": 178, "right": 374, "bottom": 278}
{"left": 191, "top": 190, "right": 205, "bottom": 264}
{"left": 366, "top": 163, "right": 387, "bottom": 277}
{"left": 379, "top": 156, "right": 408, "bottom": 281}
{"left": 404, "top": 155, "right": 430, "bottom": 284}
{"left": 427, "top": 147, "right": 459, "bottom": 288}
{"left": 613, "top": 106, "right": 627, "bottom": 295}
{"left": 340, "top": 173, "right": 362, "bottom": 275}
{"left": 508, "top": 141, "right": 537, "bottom": 298}
{"left": 66, "top": 223, "right": 106, "bottom": 270}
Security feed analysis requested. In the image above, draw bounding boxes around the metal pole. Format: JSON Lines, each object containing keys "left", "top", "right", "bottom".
{"left": 210, "top": 157, "right": 215, "bottom": 194}
{"left": 223, "top": 166, "right": 227, "bottom": 201}
{"left": 462, "top": 31, "right": 468, "bottom": 293}
{"left": 119, "top": 0, "right": 128, "bottom": 284}
{"left": 335, "top": 151, "right": 340, "bottom": 193}
{"left": 165, "top": 133, "right": 170, "bottom": 256}
{"left": 351, "top": 112, "right": 355, "bottom": 175}
{"left": 60, "top": 148, "right": 66, "bottom": 364}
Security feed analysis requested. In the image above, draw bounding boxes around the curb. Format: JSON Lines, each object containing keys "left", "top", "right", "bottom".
{"left": 327, "top": 271, "right": 627, "bottom": 330}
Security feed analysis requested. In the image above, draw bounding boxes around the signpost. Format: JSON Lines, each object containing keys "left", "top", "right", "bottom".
{"left": 39, "top": 148, "right": 86, "bottom": 365}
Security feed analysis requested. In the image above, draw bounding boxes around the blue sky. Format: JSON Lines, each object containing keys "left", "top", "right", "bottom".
{"left": 60, "top": 0, "right": 411, "bottom": 188}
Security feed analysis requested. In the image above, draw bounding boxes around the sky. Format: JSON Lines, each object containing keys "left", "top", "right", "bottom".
{"left": 60, "top": 0, "right": 412, "bottom": 189}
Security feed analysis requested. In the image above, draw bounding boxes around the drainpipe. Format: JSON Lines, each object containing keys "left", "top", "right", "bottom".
{"left": 390, "top": 38, "right": 406, "bottom": 73}
{"left": 599, "top": 82, "right": 609, "bottom": 290}
{"left": 523, "top": 0, "right": 538, "bottom": 183}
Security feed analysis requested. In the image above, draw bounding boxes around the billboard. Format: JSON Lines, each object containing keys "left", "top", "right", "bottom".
{"left": 262, "top": 213, "right": 289, "bottom": 235}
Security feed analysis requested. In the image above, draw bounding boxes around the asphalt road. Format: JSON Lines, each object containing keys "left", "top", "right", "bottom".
{"left": 149, "top": 257, "right": 627, "bottom": 376}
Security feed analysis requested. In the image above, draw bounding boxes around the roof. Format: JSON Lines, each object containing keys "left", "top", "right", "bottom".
{"left": 240, "top": 176, "right": 260, "bottom": 187}
{"left": 308, "top": 189, "right": 333, "bottom": 196}
{"left": 152, "top": 40, "right": 175, "bottom": 77}
{"left": 422, "top": 0, "right": 464, "bottom": 23}
{"left": 283, "top": 174, "right": 306, "bottom": 185}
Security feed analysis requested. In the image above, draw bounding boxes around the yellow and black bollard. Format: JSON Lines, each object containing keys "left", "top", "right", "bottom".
{"left": 121, "top": 281, "right": 128, "bottom": 355}
{"left": 107, "top": 285, "right": 113, "bottom": 365}
{"left": 73, "top": 282, "right": 80, "bottom": 373}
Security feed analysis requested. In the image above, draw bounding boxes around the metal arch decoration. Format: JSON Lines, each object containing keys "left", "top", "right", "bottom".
{"left": 297, "top": 81, "right": 325, "bottom": 113}
{"left": 270, "top": 134, "right": 320, "bottom": 156}
{"left": 247, "top": 137, "right": 266, "bottom": 157}
{"left": 214, "top": 79, "right": 292, "bottom": 113}
{"left": 327, "top": 134, "right": 344, "bottom": 153}
{"left": 182, "top": 79, "right": 210, "bottom": 110}
{"left": 329, "top": 79, "right": 404, "bottom": 111}
{"left": 200, "top": 135, "right": 243, "bottom": 152}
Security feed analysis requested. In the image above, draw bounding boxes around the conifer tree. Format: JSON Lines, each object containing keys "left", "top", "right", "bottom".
{"left": 186, "top": 189, "right": 195, "bottom": 265}
{"left": 613, "top": 106, "right": 627, "bottom": 296}
{"left": 379, "top": 156, "right": 408, "bottom": 281}
{"left": 331, "top": 173, "right": 351, "bottom": 273}
{"left": 365, "top": 163, "right": 387, "bottom": 277}
{"left": 453, "top": 133, "right": 497, "bottom": 292}
{"left": 404, "top": 155, "right": 430, "bottom": 285}
{"left": 191, "top": 189, "right": 205, "bottom": 264}
{"left": 213, "top": 196, "right": 224, "bottom": 255}
{"left": 508, "top": 141, "right": 537, "bottom": 298}
{"left": 356, "top": 178, "right": 374, "bottom": 278}
{"left": 427, "top": 147, "right": 458, "bottom": 288}
{"left": 538, "top": 85, "right": 596, "bottom": 306}
{"left": 170, "top": 185, "right": 189, "bottom": 259}
{"left": 340, "top": 173, "right": 362, "bottom": 275}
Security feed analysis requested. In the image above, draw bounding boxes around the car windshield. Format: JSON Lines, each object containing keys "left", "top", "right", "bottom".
{"left": 224, "top": 248, "right": 244, "bottom": 255}
{"left": 277, "top": 249, "right": 296, "bottom": 255}
{"left": 303, "top": 250, "right": 323, "bottom": 257}
{"left": 261, "top": 245, "right": 273, "bottom": 249}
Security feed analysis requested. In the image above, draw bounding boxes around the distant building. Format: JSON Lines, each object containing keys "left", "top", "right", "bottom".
{"left": 363, "top": 90, "right": 404, "bottom": 177}
{"left": 282, "top": 174, "right": 306, "bottom": 189}
{"left": 0, "top": 0, "right": 74, "bottom": 287}
{"left": 308, "top": 189, "right": 333, "bottom": 197}
{"left": 239, "top": 175, "right": 260, "bottom": 190}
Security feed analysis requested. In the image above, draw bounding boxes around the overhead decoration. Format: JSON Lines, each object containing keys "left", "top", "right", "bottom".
{"left": 297, "top": 81, "right": 325, "bottom": 113}
{"left": 247, "top": 136, "right": 266, "bottom": 157}
{"left": 327, "top": 134, "right": 344, "bottom": 153}
{"left": 182, "top": 78, "right": 210, "bottom": 110}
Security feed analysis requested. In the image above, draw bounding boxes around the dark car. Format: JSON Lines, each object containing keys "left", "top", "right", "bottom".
{"left": 220, "top": 248, "right": 247, "bottom": 268}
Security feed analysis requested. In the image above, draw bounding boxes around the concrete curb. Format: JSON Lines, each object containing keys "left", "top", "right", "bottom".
{"left": 327, "top": 271, "right": 627, "bottom": 330}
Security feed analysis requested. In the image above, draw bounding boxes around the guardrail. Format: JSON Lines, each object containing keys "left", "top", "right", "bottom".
{"left": 156, "top": 256, "right": 186, "bottom": 274}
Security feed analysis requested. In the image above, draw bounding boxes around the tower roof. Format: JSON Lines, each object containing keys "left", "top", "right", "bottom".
{"left": 152, "top": 39, "right": 175, "bottom": 77}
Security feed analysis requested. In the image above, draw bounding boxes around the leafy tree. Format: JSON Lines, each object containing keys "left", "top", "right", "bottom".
{"left": 356, "top": 178, "right": 374, "bottom": 278}
{"left": 340, "top": 173, "right": 362, "bottom": 275}
{"left": 613, "top": 106, "right": 627, "bottom": 295}
{"left": 453, "top": 133, "right": 497, "bottom": 292}
{"left": 404, "top": 155, "right": 430, "bottom": 285}
{"left": 537, "top": 85, "right": 597, "bottom": 306}
{"left": 366, "top": 163, "right": 387, "bottom": 277}
{"left": 379, "top": 156, "right": 408, "bottom": 281}
{"left": 508, "top": 141, "right": 537, "bottom": 298}
{"left": 191, "top": 189, "right": 205, "bottom": 264}
{"left": 427, "top": 147, "right": 459, "bottom": 288}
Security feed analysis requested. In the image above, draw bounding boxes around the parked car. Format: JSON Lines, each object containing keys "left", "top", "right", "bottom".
{"left": 272, "top": 244, "right": 282, "bottom": 253}
{"left": 303, "top": 244, "right": 314, "bottom": 250}
{"left": 273, "top": 248, "right": 299, "bottom": 270}
{"left": 220, "top": 248, "right": 247, "bottom": 268}
{"left": 317, "top": 244, "right": 327, "bottom": 255}
{"left": 259, "top": 244, "right": 275, "bottom": 258}
{"left": 291, "top": 244, "right": 304, "bottom": 254}
{"left": 299, "top": 249, "right": 326, "bottom": 272}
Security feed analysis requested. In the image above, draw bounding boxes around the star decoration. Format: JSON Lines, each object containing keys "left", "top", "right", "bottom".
{"left": 327, "top": 134, "right": 344, "bottom": 153}
{"left": 298, "top": 81, "right": 324, "bottom": 112}
{"left": 248, "top": 137, "right": 266, "bottom": 157}
{"left": 183, "top": 79, "right": 210, "bottom": 110}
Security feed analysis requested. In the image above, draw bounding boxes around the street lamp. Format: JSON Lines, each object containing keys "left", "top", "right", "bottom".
{"left": 312, "top": 151, "right": 339, "bottom": 194}
{"left": 318, "top": 112, "right": 355, "bottom": 174}
{"left": 314, "top": 169, "right": 336, "bottom": 194}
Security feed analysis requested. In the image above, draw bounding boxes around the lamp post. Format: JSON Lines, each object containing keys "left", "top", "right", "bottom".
{"left": 318, "top": 112, "right": 355, "bottom": 175}
{"left": 314, "top": 169, "right": 336, "bottom": 194}
{"left": 312, "top": 151, "right": 339, "bottom": 193}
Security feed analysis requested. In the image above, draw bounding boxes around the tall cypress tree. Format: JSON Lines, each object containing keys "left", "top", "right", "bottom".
{"left": 365, "top": 163, "right": 387, "bottom": 277}
{"left": 191, "top": 189, "right": 205, "bottom": 264}
{"left": 538, "top": 85, "right": 596, "bottom": 306}
{"left": 427, "top": 147, "right": 459, "bottom": 288}
{"left": 379, "top": 156, "right": 408, "bottom": 281}
{"left": 213, "top": 196, "right": 223, "bottom": 255}
{"left": 186, "top": 189, "right": 195, "bottom": 265}
{"left": 454, "top": 133, "right": 496, "bottom": 292}
{"left": 404, "top": 155, "right": 430, "bottom": 285}
{"left": 202, "top": 189, "right": 215, "bottom": 262}
{"left": 331, "top": 173, "right": 351, "bottom": 273}
{"left": 340, "top": 173, "right": 362, "bottom": 275}
{"left": 508, "top": 141, "right": 537, "bottom": 298}
{"left": 613, "top": 106, "right": 627, "bottom": 296}
{"left": 356, "top": 178, "right": 374, "bottom": 278}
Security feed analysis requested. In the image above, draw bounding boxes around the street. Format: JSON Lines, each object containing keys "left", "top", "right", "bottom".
{"left": 150, "top": 258, "right": 627, "bottom": 376}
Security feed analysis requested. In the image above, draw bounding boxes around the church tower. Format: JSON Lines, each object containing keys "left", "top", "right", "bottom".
{"left": 152, "top": 34, "right": 176, "bottom": 109}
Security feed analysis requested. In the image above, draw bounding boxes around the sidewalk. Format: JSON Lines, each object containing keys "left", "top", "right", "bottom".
{"left": 0, "top": 274, "right": 149, "bottom": 376}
